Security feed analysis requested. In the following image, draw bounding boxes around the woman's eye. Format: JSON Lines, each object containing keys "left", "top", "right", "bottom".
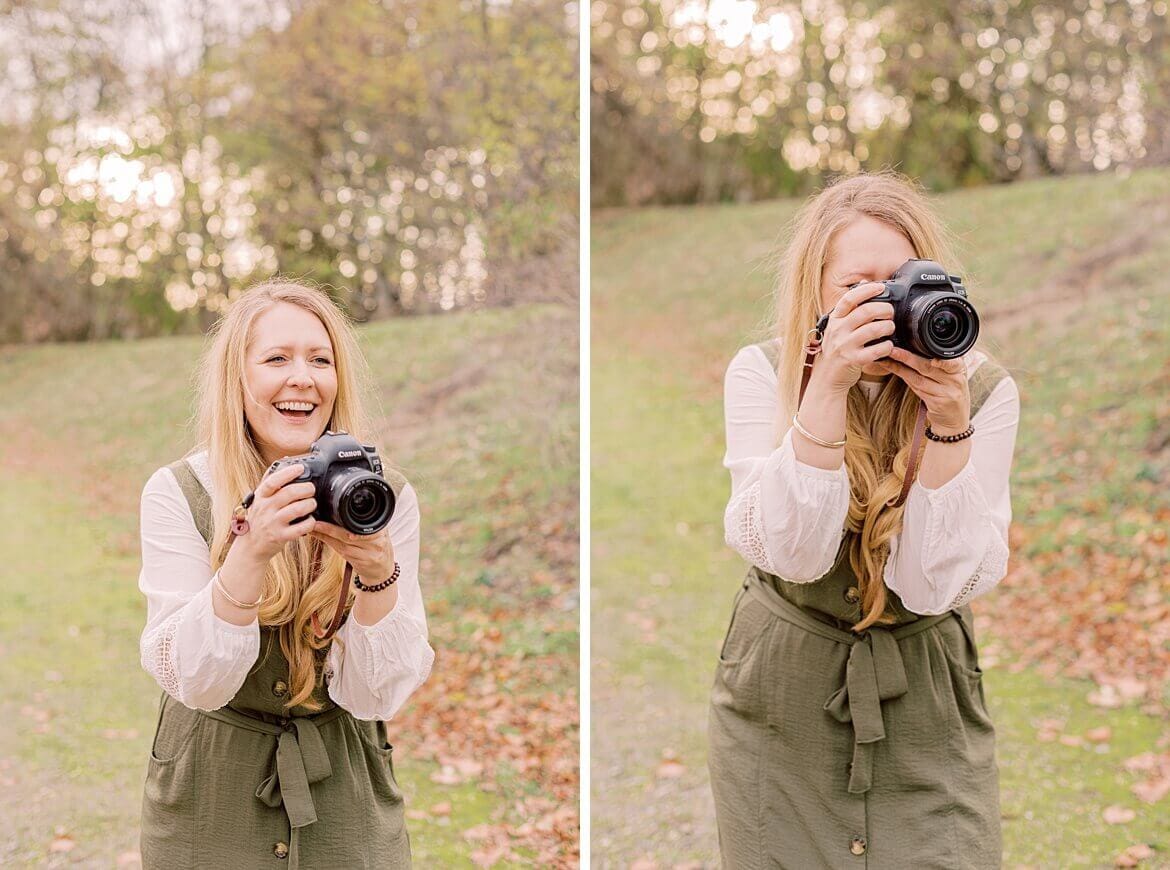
{"left": 314, "top": 357, "right": 334, "bottom": 365}
{"left": 266, "top": 355, "right": 287, "bottom": 363}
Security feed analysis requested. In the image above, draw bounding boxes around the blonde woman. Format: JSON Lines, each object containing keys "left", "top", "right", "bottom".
{"left": 137, "top": 281, "right": 433, "bottom": 868}
{"left": 708, "top": 173, "right": 1019, "bottom": 868}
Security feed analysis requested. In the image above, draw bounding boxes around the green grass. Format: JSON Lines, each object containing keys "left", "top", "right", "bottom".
{"left": 591, "top": 167, "right": 1170, "bottom": 868}
{"left": 0, "top": 301, "right": 578, "bottom": 867}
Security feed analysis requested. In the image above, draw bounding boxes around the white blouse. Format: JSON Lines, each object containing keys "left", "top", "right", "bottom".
{"left": 723, "top": 344, "right": 1020, "bottom": 614}
{"left": 137, "top": 451, "right": 435, "bottom": 720}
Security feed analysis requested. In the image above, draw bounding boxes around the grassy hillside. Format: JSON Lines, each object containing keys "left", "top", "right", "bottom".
{"left": 591, "top": 168, "right": 1170, "bottom": 868}
{"left": 0, "top": 302, "right": 579, "bottom": 867}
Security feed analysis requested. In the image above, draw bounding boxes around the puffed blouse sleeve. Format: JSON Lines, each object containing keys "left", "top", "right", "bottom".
{"left": 138, "top": 466, "right": 261, "bottom": 711}
{"left": 883, "top": 375, "right": 1020, "bottom": 614}
{"left": 326, "top": 480, "right": 435, "bottom": 720}
{"left": 722, "top": 344, "right": 852, "bottom": 583}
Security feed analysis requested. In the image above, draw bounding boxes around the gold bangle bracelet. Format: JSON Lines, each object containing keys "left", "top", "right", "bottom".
{"left": 213, "top": 570, "right": 263, "bottom": 609}
{"left": 791, "top": 413, "right": 846, "bottom": 449}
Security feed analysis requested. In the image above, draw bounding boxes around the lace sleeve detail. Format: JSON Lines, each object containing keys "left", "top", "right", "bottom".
{"left": 722, "top": 447, "right": 848, "bottom": 584}
{"left": 949, "top": 537, "right": 1009, "bottom": 609}
{"left": 724, "top": 479, "right": 779, "bottom": 575}
{"left": 140, "top": 612, "right": 183, "bottom": 701}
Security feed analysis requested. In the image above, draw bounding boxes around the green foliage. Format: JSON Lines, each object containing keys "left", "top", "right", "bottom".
{"left": 592, "top": 0, "right": 1170, "bottom": 205}
{"left": 0, "top": 0, "right": 578, "bottom": 340}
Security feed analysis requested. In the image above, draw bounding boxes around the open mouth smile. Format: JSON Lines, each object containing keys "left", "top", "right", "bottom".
{"left": 273, "top": 400, "right": 317, "bottom": 420}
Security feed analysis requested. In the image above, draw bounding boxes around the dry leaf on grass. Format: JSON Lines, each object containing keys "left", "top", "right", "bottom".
{"left": 1132, "top": 776, "right": 1170, "bottom": 804}
{"left": 429, "top": 765, "right": 463, "bottom": 785}
{"left": 1114, "top": 843, "right": 1154, "bottom": 867}
{"left": 1088, "top": 686, "right": 1125, "bottom": 708}
{"left": 470, "top": 843, "right": 509, "bottom": 868}
{"left": 1103, "top": 805, "right": 1136, "bottom": 824}
{"left": 1123, "top": 752, "right": 1162, "bottom": 773}
{"left": 462, "top": 823, "right": 498, "bottom": 842}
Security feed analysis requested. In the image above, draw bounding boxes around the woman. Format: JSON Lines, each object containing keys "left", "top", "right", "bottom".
{"left": 708, "top": 173, "right": 1019, "bottom": 869}
{"left": 137, "top": 280, "right": 434, "bottom": 868}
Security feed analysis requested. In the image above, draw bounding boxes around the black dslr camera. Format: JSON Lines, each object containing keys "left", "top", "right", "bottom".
{"left": 266, "top": 431, "right": 395, "bottom": 535}
{"left": 852, "top": 258, "right": 979, "bottom": 359}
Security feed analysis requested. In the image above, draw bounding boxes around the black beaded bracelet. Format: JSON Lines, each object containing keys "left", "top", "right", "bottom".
{"left": 353, "top": 561, "right": 401, "bottom": 592}
{"left": 925, "top": 423, "right": 975, "bottom": 443}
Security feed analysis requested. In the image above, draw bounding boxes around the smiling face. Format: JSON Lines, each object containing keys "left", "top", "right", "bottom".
{"left": 242, "top": 301, "right": 338, "bottom": 465}
{"left": 821, "top": 213, "right": 918, "bottom": 381}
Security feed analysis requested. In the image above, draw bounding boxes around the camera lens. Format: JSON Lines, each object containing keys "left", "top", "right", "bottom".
{"left": 326, "top": 467, "right": 395, "bottom": 534}
{"left": 908, "top": 293, "right": 979, "bottom": 358}
{"left": 348, "top": 484, "right": 380, "bottom": 523}
{"left": 930, "top": 309, "right": 961, "bottom": 343}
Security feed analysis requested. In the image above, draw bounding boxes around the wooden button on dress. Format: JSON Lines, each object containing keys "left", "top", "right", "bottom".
{"left": 844, "top": 586, "right": 861, "bottom": 604}
{"left": 272, "top": 680, "right": 288, "bottom": 698}
{"left": 273, "top": 842, "right": 289, "bottom": 859}
{"left": 850, "top": 836, "right": 867, "bottom": 855}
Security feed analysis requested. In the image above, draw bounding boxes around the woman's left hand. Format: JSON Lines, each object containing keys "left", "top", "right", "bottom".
{"left": 873, "top": 347, "right": 971, "bottom": 432}
{"left": 312, "top": 522, "right": 397, "bottom": 587}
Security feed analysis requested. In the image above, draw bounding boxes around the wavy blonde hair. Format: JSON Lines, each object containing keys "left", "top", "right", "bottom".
{"left": 772, "top": 171, "right": 976, "bottom": 632}
{"left": 194, "top": 280, "right": 375, "bottom": 710}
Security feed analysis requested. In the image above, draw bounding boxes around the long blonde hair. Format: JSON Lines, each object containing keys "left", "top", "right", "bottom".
{"left": 772, "top": 171, "right": 970, "bottom": 632}
{"left": 194, "top": 280, "right": 375, "bottom": 710}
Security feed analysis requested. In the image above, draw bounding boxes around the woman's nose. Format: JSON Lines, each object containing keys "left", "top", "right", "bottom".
{"left": 286, "top": 365, "right": 314, "bottom": 388}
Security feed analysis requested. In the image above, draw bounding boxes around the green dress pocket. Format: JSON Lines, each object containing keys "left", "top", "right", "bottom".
{"left": 936, "top": 611, "right": 995, "bottom": 731}
{"left": 142, "top": 693, "right": 202, "bottom": 865}
{"left": 356, "top": 720, "right": 403, "bottom": 799}
{"left": 349, "top": 717, "right": 410, "bottom": 861}
{"left": 713, "top": 588, "right": 775, "bottom": 721}
{"left": 149, "top": 693, "right": 202, "bottom": 764}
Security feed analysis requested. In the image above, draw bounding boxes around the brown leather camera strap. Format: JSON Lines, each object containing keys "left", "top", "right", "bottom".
{"left": 311, "top": 561, "right": 353, "bottom": 641}
{"left": 799, "top": 318, "right": 926, "bottom": 509}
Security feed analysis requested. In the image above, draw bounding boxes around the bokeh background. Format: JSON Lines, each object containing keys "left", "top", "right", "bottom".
{"left": 0, "top": 0, "right": 579, "bottom": 866}
{"left": 593, "top": 0, "right": 1170, "bottom": 204}
{"left": 591, "top": 1, "right": 1170, "bottom": 867}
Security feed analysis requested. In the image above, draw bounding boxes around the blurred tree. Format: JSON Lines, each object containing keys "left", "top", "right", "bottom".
{"left": 0, "top": 0, "right": 577, "bottom": 341}
{"left": 591, "top": 0, "right": 1170, "bottom": 206}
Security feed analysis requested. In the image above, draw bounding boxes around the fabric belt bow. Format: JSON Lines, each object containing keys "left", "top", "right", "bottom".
{"left": 822, "top": 628, "right": 909, "bottom": 794}
{"left": 255, "top": 717, "right": 334, "bottom": 827}
{"left": 200, "top": 703, "right": 347, "bottom": 869}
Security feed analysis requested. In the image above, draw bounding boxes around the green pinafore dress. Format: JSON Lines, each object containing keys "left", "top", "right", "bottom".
{"left": 708, "top": 342, "right": 1008, "bottom": 869}
{"left": 140, "top": 459, "right": 412, "bottom": 869}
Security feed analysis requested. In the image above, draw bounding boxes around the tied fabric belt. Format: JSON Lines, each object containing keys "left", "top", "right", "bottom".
{"left": 201, "top": 703, "right": 348, "bottom": 868}
{"left": 745, "top": 573, "right": 955, "bottom": 795}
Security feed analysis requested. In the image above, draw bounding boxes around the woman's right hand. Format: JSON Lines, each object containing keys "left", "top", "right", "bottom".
{"left": 232, "top": 463, "right": 317, "bottom": 564}
{"left": 811, "top": 282, "right": 896, "bottom": 395}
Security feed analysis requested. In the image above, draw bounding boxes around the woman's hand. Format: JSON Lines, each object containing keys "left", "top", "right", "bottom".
{"left": 810, "top": 282, "right": 897, "bottom": 395}
{"left": 873, "top": 348, "right": 971, "bottom": 432}
{"left": 312, "top": 522, "right": 397, "bottom": 587}
{"left": 234, "top": 463, "right": 317, "bottom": 564}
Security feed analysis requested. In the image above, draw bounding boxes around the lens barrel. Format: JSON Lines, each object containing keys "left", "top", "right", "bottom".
{"left": 907, "top": 292, "right": 979, "bottom": 358}
{"left": 325, "top": 466, "right": 395, "bottom": 534}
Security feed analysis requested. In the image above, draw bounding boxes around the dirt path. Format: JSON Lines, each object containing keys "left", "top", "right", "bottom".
{"left": 983, "top": 198, "right": 1170, "bottom": 337}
